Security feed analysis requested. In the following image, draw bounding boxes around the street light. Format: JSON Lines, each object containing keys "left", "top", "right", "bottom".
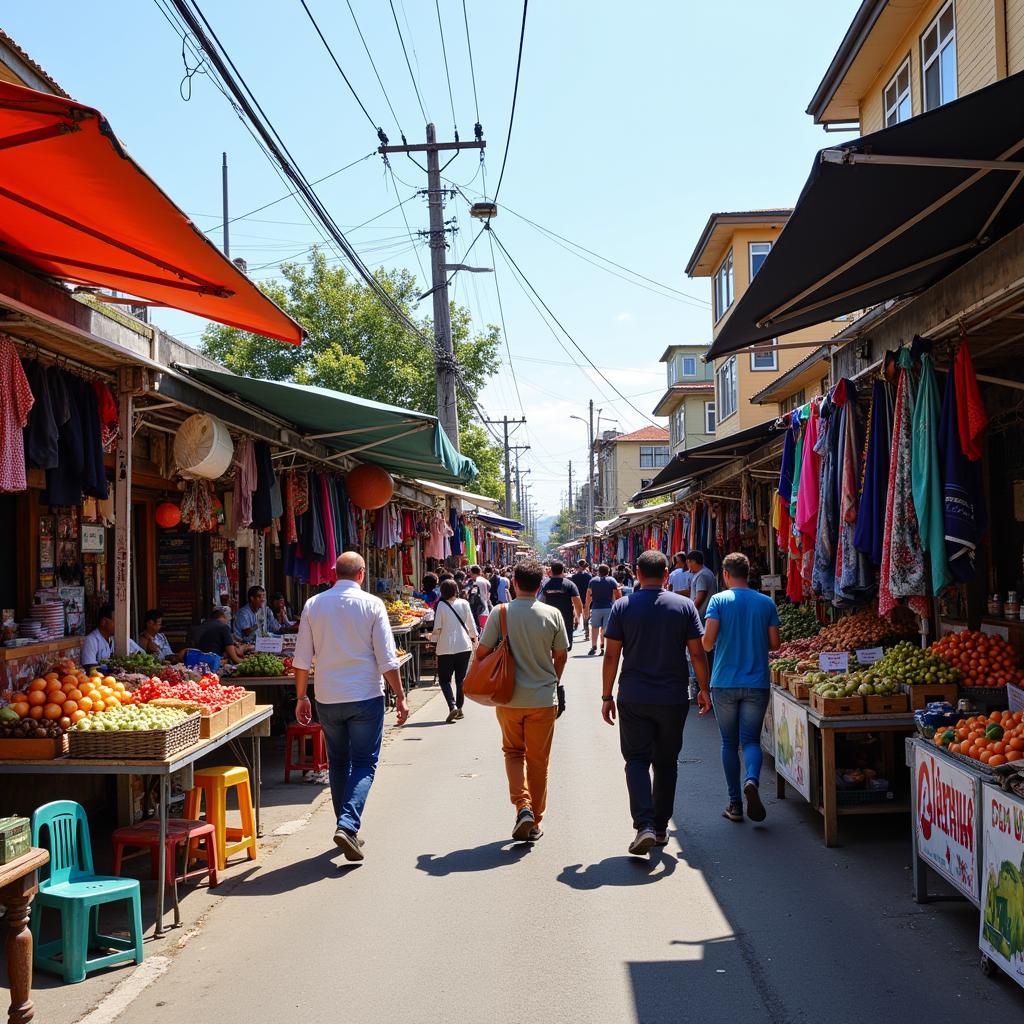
{"left": 569, "top": 409, "right": 595, "bottom": 539}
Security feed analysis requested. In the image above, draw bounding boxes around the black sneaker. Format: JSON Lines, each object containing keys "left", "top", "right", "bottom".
{"left": 445, "top": 706, "right": 459, "bottom": 724}
{"left": 654, "top": 831, "right": 669, "bottom": 846}
{"left": 455, "top": 708, "right": 465, "bottom": 720}
{"left": 744, "top": 780, "right": 766, "bottom": 822}
{"left": 629, "top": 828, "right": 657, "bottom": 856}
{"left": 588, "top": 647, "right": 597, "bottom": 656}
{"left": 527, "top": 827, "right": 543, "bottom": 842}
{"left": 512, "top": 807, "right": 535, "bottom": 841}
{"left": 722, "top": 802, "right": 744, "bottom": 822}
{"left": 333, "top": 828, "right": 365, "bottom": 860}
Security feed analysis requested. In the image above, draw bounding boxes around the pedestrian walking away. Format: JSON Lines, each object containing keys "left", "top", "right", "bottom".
{"left": 475, "top": 559, "right": 569, "bottom": 843}
{"left": 467, "top": 564, "right": 491, "bottom": 628}
{"left": 701, "top": 551, "right": 781, "bottom": 824}
{"left": 601, "top": 550, "right": 710, "bottom": 855}
{"left": 539, "top": 561, "right": 583, "bottom": 716}
{"left": 569, "top": 560, "right": 592, "bottom": 636}
{"left": 583, "top": 564, "right": 621, "bottom": 656}
{"left": 292, "top": 552, "right": 409, "bottom": 862}
{"left": 667, "top": 551, "right": 691, "bottom": 596}
{"left": 429, "top": 578, "right": 478, "bottom": 723}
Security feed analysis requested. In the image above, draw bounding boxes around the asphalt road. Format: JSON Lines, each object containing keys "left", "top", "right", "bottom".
{"left": 112, "top": 642, "right": 1024, "bottom": 1024}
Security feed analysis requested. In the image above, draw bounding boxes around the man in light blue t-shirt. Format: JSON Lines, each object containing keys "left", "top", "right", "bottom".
{"left": 702, "top": 552, "right": 780, "bottom": 825}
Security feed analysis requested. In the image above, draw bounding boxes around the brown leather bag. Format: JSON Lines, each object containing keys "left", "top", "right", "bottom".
{"left": 463, "top": 603, "right": 516, "bottom": 706}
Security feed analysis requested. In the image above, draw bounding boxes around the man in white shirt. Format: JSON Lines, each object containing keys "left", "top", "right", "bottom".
{"left": 82, "top": 604, "right": 143, "bottom": 667}
{"left": 293, "top": 552, "right": 409, "bottom": 862}
{"left": 667, "top": 552, "right": 691, "bottom": 596}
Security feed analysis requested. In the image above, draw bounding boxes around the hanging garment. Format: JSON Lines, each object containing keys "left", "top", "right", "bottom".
{"left": 232, "top": 439, "right": 257, "bottom": 533}
{"left": 796, "top": 401, "right": 822, "bottom": 543}
{"left": 911, "top": 349, "right": 951, "bottom": 595}
{"left": 181, "top": 479, "right": 214, "bottom": 532}
{"left": 812, "top": 392, "right": 840, "bottom": 601}
{"left": 853, "top": 379, "right": 894, "bottom": 566}
{"left": 833, "top": 380, "right": 874, "bottom": 603}
{"left": 449, "top": 507, "right": 462, "bottom": 556}
{"left": 251, "top": 441, "right": 276, "bottom": 529}
{"left": 268, "top": 470, "right": 284, "bottom": 521}
{"left": 310, "top": 474, "right": 337, "bottom": 587}
{"left": 940, "top": 360, "right": 986, "bottom": 582}
{"left": 879, "top": 350, "right": 928, "bottom": 619}
{"left": 789, "top": 408, "right": 807, "bottom": 524}
{"left": 953, "top": 341, "right": 988, "bottom": 461}
{"left": 21, "top": 359, "right": 58, "bottom": 471}
{"left": 0, "top": 339, "right": 33, "bottom": 492}
{"left": 92, "top": 381, "right": 119, "bottom": 453}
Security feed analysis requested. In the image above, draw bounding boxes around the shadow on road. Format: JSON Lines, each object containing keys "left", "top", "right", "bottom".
{"left": 225, "top": 848, "right": 361, "bottom": 894}
{"left": 557, "top": 849, "right": 680, "bottom": 890}
{"left": 416, "top": 840, "right": 533, "bottom": 876}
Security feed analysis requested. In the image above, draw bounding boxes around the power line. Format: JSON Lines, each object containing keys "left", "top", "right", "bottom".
{"left": 461, "top": 0, "right": 481, "bottom": 126}
{"left": 488, "top": 226, "right": 660, "bottom": 426}
{"left": 388, "top": 0, "right": 429, "bottom": 124}
{"left": 487, "top": 229, "right": 524, "bottom": 415}
{"left": 434, "top": 0, "right": 458, "bottom": 137}
{"left": 346, "top": 0, "right": 405, "bottom": 141}
{"left": 298, "top": 0, "right": 384, "bottom": 140}
{"left": 492, "top": 0, "right": 528, "bottom": 205}
{"left": 386, "top": 160, "right": 428, "bottom": 283}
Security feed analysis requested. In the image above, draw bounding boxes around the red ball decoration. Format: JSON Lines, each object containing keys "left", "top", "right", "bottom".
{"left": 346, "top": 463, "right": 394, "bottom": 510}
{"left": 155, "top": 501, "right": 182, "bottom": 529}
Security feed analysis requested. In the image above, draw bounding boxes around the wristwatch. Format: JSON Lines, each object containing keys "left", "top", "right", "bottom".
{"left": 601, "top": 695, "right": 614, "bottom": 702}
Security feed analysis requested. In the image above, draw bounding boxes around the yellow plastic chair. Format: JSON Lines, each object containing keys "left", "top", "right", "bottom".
{"left": 183, "top": 766, "right": 257, "bottom": 870}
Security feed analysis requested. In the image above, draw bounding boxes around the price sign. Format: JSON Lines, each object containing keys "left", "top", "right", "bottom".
{"left": 818, "top": 651, "right": 849, "bottom": 673}
{"left": 856, "top": 647, "right": 884, "bottom": 665}
{"left": 760, "top": 575, "right": 782, "bottom": 592}
{"left": 254, "top": 636, "right": 284, "bottom": 654}
{"left": 1007, "top": 682, "right": 1024, "bottom": 713}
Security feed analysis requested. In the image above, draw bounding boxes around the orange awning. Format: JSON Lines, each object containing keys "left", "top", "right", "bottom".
{"left": 0, "top": 81, "right": 304, "bottom": 344}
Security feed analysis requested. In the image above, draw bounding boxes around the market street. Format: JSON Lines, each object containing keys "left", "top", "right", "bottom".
{"left": 101, "top": 647, "right": 1021, "bottom": 1024}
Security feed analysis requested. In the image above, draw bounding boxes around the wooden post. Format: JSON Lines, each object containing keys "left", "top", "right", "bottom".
{"left": 113, "top": 368, "right": 134, "bottom": 656}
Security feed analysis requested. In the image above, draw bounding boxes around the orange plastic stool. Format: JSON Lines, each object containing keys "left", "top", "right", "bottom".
{"left": 285, "top": 723, "right": 328, "bottom": 782}
{"left": 183, "top": 766, "right": 257, "bottom": 870}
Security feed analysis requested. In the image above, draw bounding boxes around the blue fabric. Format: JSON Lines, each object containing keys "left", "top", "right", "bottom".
{"left": 604, "top": 589, "right": 703, "bottom": 704}
{"left": 449, "top": 507, "right": 462, "bottom": 555}
{"left": 777, "top": 422, "right": 796, "bottom": 504}
{"left": 940, "top": 361, "right": 986, "bottom": 581}
{"left": 316, "top": 696, "right": 385, "bottom": 834}
{"left": 712, "top": 687, "right": 770, "bottom": 802}
{"left": 705, "top": 589, "right": 780, "bottom": 689}
{"left": 587, "top": 575, "right": 618, "bottom": 609}
{"left": 853, "top": 379, "right": 894, "bottom": 566}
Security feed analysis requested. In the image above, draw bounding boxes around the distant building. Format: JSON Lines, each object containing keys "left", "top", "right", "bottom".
{"left": 652, "top": 343, "right": 715, "bottom": 455}
{"left": 595, "top": 426, "right": 670, "bottom": 516}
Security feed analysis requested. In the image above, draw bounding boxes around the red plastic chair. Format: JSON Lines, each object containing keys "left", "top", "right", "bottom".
{"left": 285, "top": 722, "right": 328, "bottom": 782}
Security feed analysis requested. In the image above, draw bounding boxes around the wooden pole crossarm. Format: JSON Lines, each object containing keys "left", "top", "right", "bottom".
{"left": 378, "top": 140, "right": 486, "bottom": 155}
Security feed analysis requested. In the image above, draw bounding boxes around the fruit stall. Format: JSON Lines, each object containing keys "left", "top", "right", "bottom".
{"left": 0, "top": 657, "right": 270, "bottom": 936}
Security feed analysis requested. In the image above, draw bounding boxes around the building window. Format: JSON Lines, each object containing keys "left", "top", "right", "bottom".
{"left": 717, "top": 357, "right": 737, "bottom": 421}
{"left": 713, "top": 250, "right": 734, "bottom": 322}
{"left": 749, "top": 241, "right": 772, "bottom": 280}
{"left": 750, "top": 339, "right": 778, "bottom": 372}
{"left": 640, "top": 445, "right": 670, "bottom": 469}
{"left": 921, "top": 1, "right": 956, "bottom": 112}
{"left": 682, "top": 355, "right": 697, "bottom": 377}
{"left": 670, "top": 408, "right": 684, "bottom": 445}
{"left": 884, "top": 56, "right": 912, "bottom": 126}
{"left": 667, "top": 358, "right": 678, "bottom": 385}
{"left": 704, "top": 401, "right": 716, "bottom": 434}
{"left": 780, "top": 389, "right": 806, "bottom": 415}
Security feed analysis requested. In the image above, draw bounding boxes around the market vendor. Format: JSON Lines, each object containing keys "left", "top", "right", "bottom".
{"left": 414, "top": 573, "right": 441, "bottom": 609}
{"left": 192, "top": 606, "right": 244, "bottom": 664}
{"left": 267, "top": 592, "right": 299, "bottom": 635}
{"left": 81, "top": 604, "right": 144, "bottom": 668}
{"left": 233, "top": 585, "right": 267, "bottom": 641}
{"left": 137, "top": 608, "right": 176, "bottom": 661}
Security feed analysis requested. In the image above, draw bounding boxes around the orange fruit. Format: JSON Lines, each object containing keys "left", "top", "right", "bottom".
{"left": 102, "top": 676, "right": 117, "bottom": 688}
{"left": 44, "top": 672, "right": 59, "bottom": 683}
{"left": 28, "top": 706, "right": 43, "bottom": 720}
{"left": 58, "top": 716, "right": 71, "bottom": 731}
{"left": 60, "top": 675, "right": 78, "bottom": 689}
{"left": 104, "top": 696, "right": 120, "bottom": 709}
{"left": 10, "top": 702, "right": 30, "bottom": 718}
{"left": 70, "top": 710, "right": 86, "bottom": 724}
{"left": 1009, "top": 738, "right": 1024, "bottom": 752}
{"left": 990, "top": 754, "right": 1007, "bottom": 767}
{"left": 980, "top": 749, "right": 993, "bottom": 763}
{"left": 1006, "top": 750, "right": 1023, "bottom": 762}
{"left": 27, "top": 690, "right": 46, "bottom": 707}
{"left": 67, "top": 688, "right": 82, "bottom": 702}
{"left": 77, "top": 696, "right": 94, "bottom": 713}
{"left": 61, "top": 700, "right": 78, "bottom": 715}
{"left": 27, "top": 678, "right": 47, "bottom": 692}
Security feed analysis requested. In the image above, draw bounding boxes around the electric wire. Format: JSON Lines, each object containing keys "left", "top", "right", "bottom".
{"left": 345, "top": 0, "right": 405, "bottom": 140}
{"left": 492, "top": 0, "right": 528, "bottom": 205}
{"left": 388, "top": 0, "right": 429, "bottom": 124}
{"left": 461, "top": 0, "right": 481, "bottom": 125}
{"left": 434, "top": 0, "right": 458, "bottom": 136}
{"left": 298, "top": 0, "right": 384, "bottom": 139}
{"left": 386, "top": 161, "right": 428, "bottom": 283}
{"left": 487, "top": 229, "right": 524, "bottom": 415}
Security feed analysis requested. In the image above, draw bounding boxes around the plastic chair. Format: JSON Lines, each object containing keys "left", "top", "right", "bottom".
{"left": 112, "top": 818, "right": 218, "bottom": 888}
{"left": 284, "top": 723, "right": 328, "bottom": 782}
{"left": 31, "top": 800, "right": 144, "bottom": 984}
{"left": 183, "top": 766, "right": 257, "bottom": 870}
{"left": 182, "top": 649, "right": 222, "bottom": 672}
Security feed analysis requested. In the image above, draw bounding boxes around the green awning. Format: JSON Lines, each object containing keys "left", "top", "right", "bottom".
{"left": 182, "top": 367, "right": 477, "bottom": 486}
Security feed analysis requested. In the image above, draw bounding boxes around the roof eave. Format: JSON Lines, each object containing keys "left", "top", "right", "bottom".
{"left": 685, "top": 211, "right": 794, "bottom": 277}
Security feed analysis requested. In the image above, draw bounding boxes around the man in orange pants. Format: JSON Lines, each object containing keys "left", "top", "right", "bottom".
{"left": 475, "top": 560, "right": 569, "bottom": 842}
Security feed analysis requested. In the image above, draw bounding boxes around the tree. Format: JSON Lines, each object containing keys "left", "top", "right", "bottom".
{"left": 546, "top": 506, "right": 577, "bottom": 551}
{"left": 200, "top": 250, "right": 504, "bottom": 496}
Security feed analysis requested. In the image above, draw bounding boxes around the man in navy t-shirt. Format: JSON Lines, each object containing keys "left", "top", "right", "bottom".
{"left": 584, "top": 565, "right": 621, "bottom": 656}
{"left": 601, "top": 550, "right": 710, "bottom": 856}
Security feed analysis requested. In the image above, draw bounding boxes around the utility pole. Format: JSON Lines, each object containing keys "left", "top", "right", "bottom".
{"left": 221, "top": 152, "right": 230, "bottom": 258}
{"left": 567, "top": 461, "right": 574, "bottom": 531}
{"left": 379, "top": 126, "right": 486, "bottom": 449}
{"left": 483, "top": 416, "right": 527, "bottom": 516}
{"left": 588, "top": 398, "right": 596, "bottom": 538}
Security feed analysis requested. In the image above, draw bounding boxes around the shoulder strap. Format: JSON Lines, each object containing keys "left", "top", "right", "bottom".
{"left": 442, "top": 600, "right": 472, "bottom": 639}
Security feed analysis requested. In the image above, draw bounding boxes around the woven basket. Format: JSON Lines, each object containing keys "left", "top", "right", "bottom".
{"left": 68, "top": 713, "right": 201, "bottom": 760}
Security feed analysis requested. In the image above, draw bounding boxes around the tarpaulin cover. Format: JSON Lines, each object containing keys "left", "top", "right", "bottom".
{"left": 472, "top": 510, "right": 524, "bottom": 531}
{"left": 0, "top": 81, "right": 303, "bottom": 344}
{"left": 183, "top": 366, "right": 477, "bottom": 487}
{"left": 708, "top": 70, "right": 1024, "bottom": 359}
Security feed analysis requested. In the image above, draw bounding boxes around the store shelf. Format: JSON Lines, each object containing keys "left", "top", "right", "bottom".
{"left": 1, "top": 637, "right": 81, "bottom": 662}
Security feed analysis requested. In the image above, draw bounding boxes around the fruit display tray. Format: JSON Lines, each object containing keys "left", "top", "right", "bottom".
{"left": 810, "top": 691, "right": 865, "bottom": 716}
{"left": 0, "top": 735, "right": 68, "bottom": 760}
{"left": 901, "top": 682, "right": 959, "bottom": 709}
{"left": 67, "top": 713, "right": 201, "bottom": 760}
{"left": 864, "top": 693, "right": 910, "bottom": 714}
{"left": 958, "top": 686, "right": 1009, "bottom": 712}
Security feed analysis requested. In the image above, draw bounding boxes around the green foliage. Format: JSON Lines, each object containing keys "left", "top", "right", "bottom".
{"left": 200, "top": 250, "right": 505, "bottom": 481}
{"left": 545, "top": 506, "right": 578, "bottom": 551}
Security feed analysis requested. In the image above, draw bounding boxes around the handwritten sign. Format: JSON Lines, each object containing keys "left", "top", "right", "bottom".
{"left": 254, "top": 636, "right": 284, "bottom": 654}
{"left": 1007, "top": 683, "right": 1024, "bottom": 714}
{"left": 81, "top": 524, "right": 106, "bottom": 553}
{"left": 760, "top": 575, "right": 782, "bottom": 592}
{"left": 856, "top": 647, "right": 884, "bottom": 665}
{"left": 818, "top": 651, "right": 849, "bottom": 673}
{"left": 981, "top": 622, "right": 1010, "bottom": 642}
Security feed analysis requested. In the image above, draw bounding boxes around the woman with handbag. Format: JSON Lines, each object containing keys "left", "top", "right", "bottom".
{"left": 429, "top": 579, "right": 479, "bottom": 723}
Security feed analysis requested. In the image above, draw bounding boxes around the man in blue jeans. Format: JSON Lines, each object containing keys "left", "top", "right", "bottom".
{"left": 292, "top": 552, "right": 409, "bottom": 861}
{"left": 602, "top": 550, "right": 710, "bottom": 855}
{"left": 701, "top": 551, "right": 780, "bottom": 823}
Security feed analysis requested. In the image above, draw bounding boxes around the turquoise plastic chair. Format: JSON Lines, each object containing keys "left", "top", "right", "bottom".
{"left": 31, "top": 800, "right": 144, "bottom": 983}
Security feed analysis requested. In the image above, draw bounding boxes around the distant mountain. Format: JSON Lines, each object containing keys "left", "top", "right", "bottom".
{"left": 535, "top": 514, "right": 558, "bottom": 546}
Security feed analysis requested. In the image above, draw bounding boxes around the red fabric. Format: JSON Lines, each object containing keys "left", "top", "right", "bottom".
{"left": 92, "top": 380, "right": 118, "bottom": 452}
{"left": 953, "top": 342, "right": 988, "bottom": 461}
{"left": 0, "top": 81, "right": 303, "bottom": 344}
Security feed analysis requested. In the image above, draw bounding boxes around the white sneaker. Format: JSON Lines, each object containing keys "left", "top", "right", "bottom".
{"left": 628, "top": 828, "right": 657, "bottom": 856}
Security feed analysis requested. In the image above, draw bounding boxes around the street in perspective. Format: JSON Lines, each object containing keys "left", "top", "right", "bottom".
{"left": 3, "top": 2, "right": 1024, "bottom": 1022}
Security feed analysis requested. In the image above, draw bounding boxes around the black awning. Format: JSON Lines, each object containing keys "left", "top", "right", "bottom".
{"left": 631, "top": 418, "right": 781, "bottom": 502}
{"left": 708, "top": 70, "right": 1024, "bottom": 361}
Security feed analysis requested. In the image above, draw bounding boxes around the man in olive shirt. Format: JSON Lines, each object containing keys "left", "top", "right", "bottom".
{"left": 477, "top": 559, "right": 569, "bottom": 843}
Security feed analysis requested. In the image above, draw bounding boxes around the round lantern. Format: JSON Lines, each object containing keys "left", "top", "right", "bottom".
{"left": 155, "top": 501, "right": 182, "bottom": 529}
{"left": 346, "top": 464, "right": 394, "bottom": 510}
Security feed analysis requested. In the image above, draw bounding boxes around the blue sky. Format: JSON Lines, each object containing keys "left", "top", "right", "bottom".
{"left": 6, "top": 0, "right": 860, "bottom": 515}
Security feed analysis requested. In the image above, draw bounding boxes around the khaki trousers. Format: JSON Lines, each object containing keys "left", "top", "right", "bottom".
{"left": 495, "top": 705, "right": 558, "bottom": 824}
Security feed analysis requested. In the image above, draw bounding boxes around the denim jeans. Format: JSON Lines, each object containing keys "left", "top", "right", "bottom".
{"left": 711, "top": 687, "right": 770, "bottom": 803}
{"left": 617, "top": 702, "right": 688, "bottom": 831}
{"left": 316, "top": 696, "right": 385, "bottom": 834}
{"left": 437, "top": 651, "right": 471, "bottom": 709}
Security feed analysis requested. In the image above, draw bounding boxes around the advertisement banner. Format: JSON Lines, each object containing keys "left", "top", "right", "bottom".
{"left": 913, "top": 744, "right": 979, "bottom": 900}
{"left": 980, "top": 783, "right": 1024, "bottom": 990}
{"left": 773, "top": 690, "right": 810, "bottom": 801}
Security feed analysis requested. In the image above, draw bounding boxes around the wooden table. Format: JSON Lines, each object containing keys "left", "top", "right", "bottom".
{"left": 773, "top": 687, "right": 915, "bottom": 846}
{"left": 0, "top": 706, "right": 272, "bottom": 937}
{"left": 1, "top": 847, "right": 49, "bottom": 1024}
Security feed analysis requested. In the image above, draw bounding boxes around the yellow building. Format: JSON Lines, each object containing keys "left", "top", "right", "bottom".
{"left": 685, "top": 211, "right": 843, "bottom": 438}
{"left": 594, "top": 426, "right": 671, "bottom": 517}
{"left": 807, "top": 0, "right": 1024, "bottom": 133}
